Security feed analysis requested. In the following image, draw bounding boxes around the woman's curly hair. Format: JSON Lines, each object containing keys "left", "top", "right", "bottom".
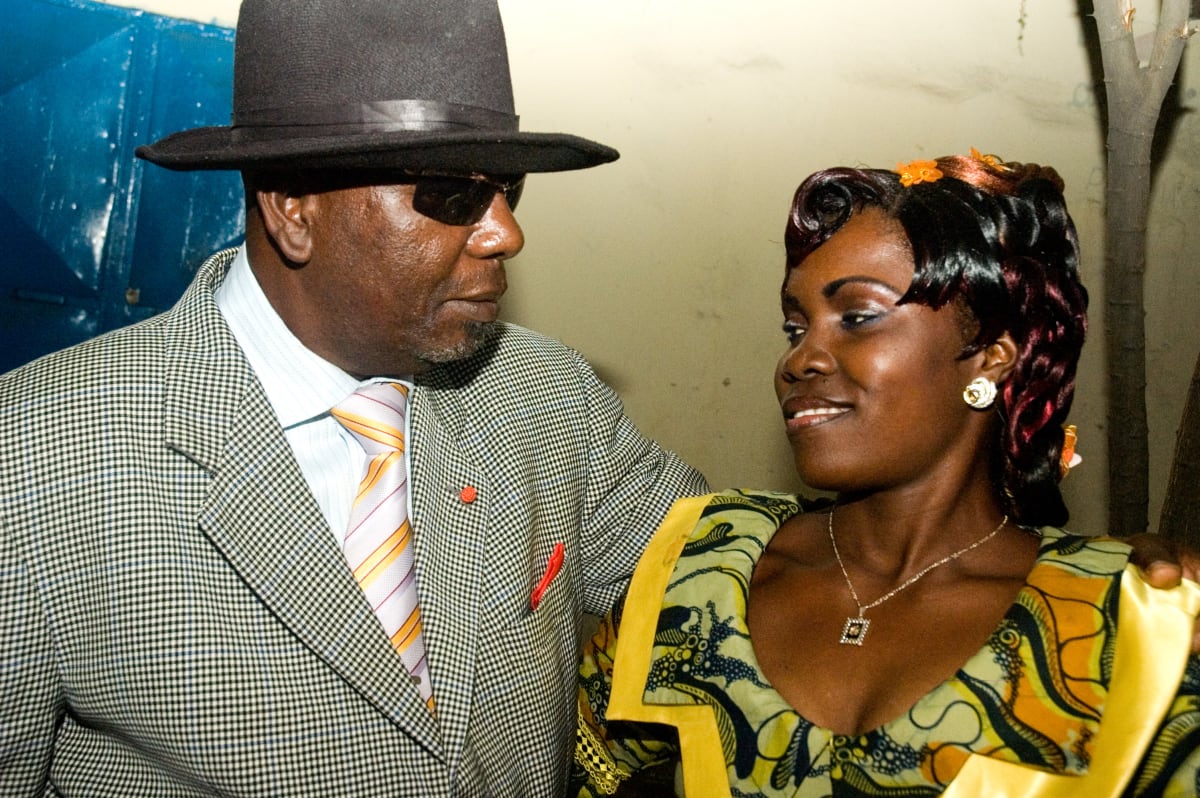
{"left": 784, "top": 154, "right": 1088, "bottom": 527}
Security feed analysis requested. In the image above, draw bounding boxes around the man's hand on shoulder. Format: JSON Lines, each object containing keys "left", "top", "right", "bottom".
{"left": 1126, "top": 533, "right": 1200, "bottom": 653}
{"left": 1126, "top": 533, "right": 1200, "bottom": 588}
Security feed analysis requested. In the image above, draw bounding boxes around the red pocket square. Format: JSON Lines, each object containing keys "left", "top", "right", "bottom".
{"left": 530, "top": 542, "right": 565, "bottom": 610}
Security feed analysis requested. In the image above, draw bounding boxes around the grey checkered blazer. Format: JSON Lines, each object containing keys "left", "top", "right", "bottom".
{"left": 0, "top": 250, "right": 706, "bottom": 796}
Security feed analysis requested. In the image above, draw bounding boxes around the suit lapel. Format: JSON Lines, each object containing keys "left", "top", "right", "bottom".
{"left": 160, "top": 252, "right": 442, "bottom": 757}
{"left": 409, "top": 379, "right": 486, "bottom": 766}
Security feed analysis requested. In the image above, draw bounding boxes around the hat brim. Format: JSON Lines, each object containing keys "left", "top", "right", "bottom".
{"left": 135, "top": 127, "right": 619, "bottom": 174}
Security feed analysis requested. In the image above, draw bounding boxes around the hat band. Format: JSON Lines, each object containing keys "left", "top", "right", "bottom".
{"left": 231, "top": 99, "right": 519, "bottom": 138}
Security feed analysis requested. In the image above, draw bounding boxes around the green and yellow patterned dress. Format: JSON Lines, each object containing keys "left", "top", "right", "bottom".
{"left": 573, "top": 490, "right": 1200, "bottom": 797}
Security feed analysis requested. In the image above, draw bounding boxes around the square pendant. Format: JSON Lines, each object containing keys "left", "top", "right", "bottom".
{"left": 840, "top": 616, "right": 870, "bottom": 646}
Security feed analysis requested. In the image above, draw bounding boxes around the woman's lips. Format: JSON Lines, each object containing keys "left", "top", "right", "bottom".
{"left": 782, "top": 401, "right": 850, "bottom": 430}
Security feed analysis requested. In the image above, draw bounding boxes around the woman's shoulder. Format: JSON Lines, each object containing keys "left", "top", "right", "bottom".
{"left": 690, "top": 488, "right": 823, "bottom": 525}
{"left": 1029, "top": 526, "right": 1132, "bottom": 577}
{"left": 670, "top": 488, "right": 814, "bottom": 552}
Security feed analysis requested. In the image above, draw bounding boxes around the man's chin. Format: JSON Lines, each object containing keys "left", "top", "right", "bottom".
{"left": 416, "top": 322, "right": 497, "bottom": 366}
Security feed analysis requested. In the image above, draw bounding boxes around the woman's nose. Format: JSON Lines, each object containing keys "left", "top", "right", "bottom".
{"left": 779, "top": 333, "right": 835, "bottom": 382}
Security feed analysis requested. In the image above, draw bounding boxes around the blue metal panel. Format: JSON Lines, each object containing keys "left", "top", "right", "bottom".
{"left": 0, "top": 0, "right": 242, "bottom": 372}
{"left": 124, "top": 19, "right": 244, "bottom": 320}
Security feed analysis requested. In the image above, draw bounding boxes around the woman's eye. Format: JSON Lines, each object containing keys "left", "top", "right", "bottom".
{"left": 842, "top": 310, "right": 880, "bottom": 328}
{"left": 782, "top": 321, "right": 806, "bottom": 344}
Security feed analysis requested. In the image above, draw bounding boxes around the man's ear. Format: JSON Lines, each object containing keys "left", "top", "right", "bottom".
{"left": 978, "top": 331, "right": 1018, "bottom": 384}
{"left": 255, "top": 189, "right": 315, "bottom": 264}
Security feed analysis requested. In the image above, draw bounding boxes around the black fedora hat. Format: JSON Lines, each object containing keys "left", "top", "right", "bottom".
{"left": 136, "top": 0, "right": 618, "bottom": 174}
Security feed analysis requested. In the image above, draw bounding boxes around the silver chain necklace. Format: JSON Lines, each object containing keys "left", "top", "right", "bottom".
{"left": 828, "top": 509, "right": 1008, "bottom": 646}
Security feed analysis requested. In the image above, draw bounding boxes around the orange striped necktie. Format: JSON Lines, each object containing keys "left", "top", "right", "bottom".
{"left": 330, "top": 381, "right": 433, "bottom": 712}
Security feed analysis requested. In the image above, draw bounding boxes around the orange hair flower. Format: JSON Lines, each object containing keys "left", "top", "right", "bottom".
{"left": 970, "top": 147, "right": 1012, "bottom": 172}
{"left": 970, "top": 147, "right": 1001, "bottom": 168}
{"left": 895, "top": 158, "right": 943, "bottom": 187}
{"left": 1060, "top": 424, "right": 1081, "bottom": 479}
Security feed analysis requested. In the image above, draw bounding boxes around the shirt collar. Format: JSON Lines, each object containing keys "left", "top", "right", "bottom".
{"left": 214, "top": 246, "right": 368, "bottom": 428}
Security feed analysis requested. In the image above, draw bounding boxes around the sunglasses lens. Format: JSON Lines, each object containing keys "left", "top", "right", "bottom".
{"left": 411, "top": 177, "right": 490, "bottom": 225}
{"left": 502, "top": 178, "right": 524, "bottom": 213}
{"left": 411, "top": 175, "right": 525, "bottom": 226}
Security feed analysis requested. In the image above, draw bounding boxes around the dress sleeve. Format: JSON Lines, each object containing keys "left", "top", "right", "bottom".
{"left": 1125, "top": 654, "right": 1200, "bottom": 797}
{"left": 571, "top": 599, "right": 680, "bottom": 796}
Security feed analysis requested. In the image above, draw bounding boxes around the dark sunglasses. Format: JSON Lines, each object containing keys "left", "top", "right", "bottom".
{"left": 410, "top": 173, "right": 525, "bottom": 226}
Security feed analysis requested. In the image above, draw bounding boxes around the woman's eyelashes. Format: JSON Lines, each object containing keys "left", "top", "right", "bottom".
{"left": 782, "top": 307, "right": 887, "bottom": 344}
{"left": 840, "top": 308, "right": 885, "bottom": 329}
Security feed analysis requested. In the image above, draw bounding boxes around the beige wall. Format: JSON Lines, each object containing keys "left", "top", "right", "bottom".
{"left": 103, "top": 0, "right": 1200, "bottom": 536}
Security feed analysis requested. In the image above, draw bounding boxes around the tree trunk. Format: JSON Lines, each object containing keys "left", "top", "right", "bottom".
{"left": 1161, "top": 350, "right": 1200, "bottom": 548}
{"left": 1092, "top": 0, "right": 1191, "bottom": 535}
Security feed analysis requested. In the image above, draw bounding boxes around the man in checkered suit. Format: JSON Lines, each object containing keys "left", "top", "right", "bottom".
{"left": 0, "top": 0, "right": 705, "bottom": 794}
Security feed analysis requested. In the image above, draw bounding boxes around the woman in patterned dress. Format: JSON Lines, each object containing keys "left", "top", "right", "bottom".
{"left": 571, "top": 152, "right": 1200, "bottom": 797}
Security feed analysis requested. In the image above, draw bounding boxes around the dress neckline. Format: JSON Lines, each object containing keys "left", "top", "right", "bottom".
{"left": 649, "top": 490, "right": 1126, "bottom": 783}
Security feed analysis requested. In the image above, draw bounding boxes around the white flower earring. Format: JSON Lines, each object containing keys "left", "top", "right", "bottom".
{"left": 962, "top": 377, "right": 997, "bottom": 409}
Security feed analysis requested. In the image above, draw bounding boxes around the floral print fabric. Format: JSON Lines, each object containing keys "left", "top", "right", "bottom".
{"left": 574, "top": 490, "right": 1200, "bottom": 797}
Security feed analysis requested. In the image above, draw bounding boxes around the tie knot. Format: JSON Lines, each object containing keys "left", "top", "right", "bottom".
{"left": 331, "top": 382, "right": 409, "bottom": 455}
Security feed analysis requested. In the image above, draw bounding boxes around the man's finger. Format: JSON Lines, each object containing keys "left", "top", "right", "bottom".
{"left": 1125, "top": 533, "right": 1184, "bottom": 588}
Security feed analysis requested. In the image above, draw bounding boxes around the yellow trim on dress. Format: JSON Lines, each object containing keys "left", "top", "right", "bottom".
{"left": 608, "top": 494, "right": 1200, "bottom": 797}
{"left": 606, "top": 494, "right": 732, "bottom": 797}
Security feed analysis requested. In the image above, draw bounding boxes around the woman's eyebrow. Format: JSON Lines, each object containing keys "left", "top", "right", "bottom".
{"left": 823, "top": 275, "right": 905, "bottom": 299}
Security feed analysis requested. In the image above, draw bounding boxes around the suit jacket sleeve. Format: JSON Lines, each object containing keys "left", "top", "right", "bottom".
{"left": 0, "top": 516, "right": 62, "bottom": 794}
{"left": 571, "top": 348, "right": 708, "bottom": 616}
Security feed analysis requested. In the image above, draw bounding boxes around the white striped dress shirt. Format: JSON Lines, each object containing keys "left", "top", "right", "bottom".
{"left": 213, "top": 246, "right": 414, "bottom": 543}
